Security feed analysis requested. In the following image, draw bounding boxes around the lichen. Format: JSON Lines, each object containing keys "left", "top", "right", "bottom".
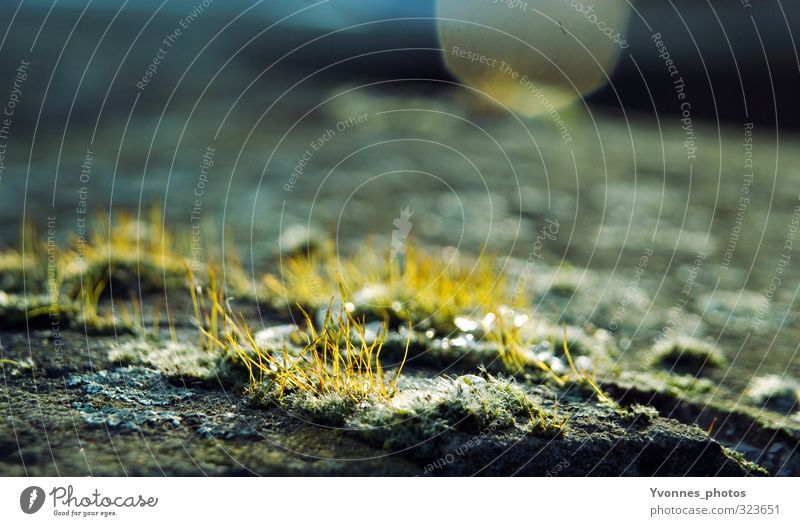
{"left": 109, "top": 339, "right": 223, "bottom": 382}
{"left": 67, "top": 366, "right": 193, "bottom": 406}
{"left": 72, "top": 401, "right": 182, "bottom": 432}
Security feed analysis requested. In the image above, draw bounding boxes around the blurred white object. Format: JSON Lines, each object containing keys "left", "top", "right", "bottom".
{"left": 437, "top": 0, "right": 632, "bottom": 115}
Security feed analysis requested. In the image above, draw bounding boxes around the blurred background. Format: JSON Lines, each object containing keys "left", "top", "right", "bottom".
{"left": 4, "top": 0, "right": 800, "bottom": 124}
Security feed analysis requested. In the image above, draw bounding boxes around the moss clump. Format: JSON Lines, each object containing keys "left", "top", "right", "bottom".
{"left": 252, "top": 374, "right": 565, "bottom": 457}
{"left": 349, "top": 374, "right": 564, "bottom": 450}
{"left": 745, "top": 375, "right": 800, "bottom": 414}
{"left": 184, "top": 264, "right": 412, "bottom": 403}
{"left": 615, "top": 403, "right": 659, "bottom": 427}
{"left": 261, "top": 240, "right": 522, "bottom": 332}
{"left": 0, "top": 210, "right": 206, "bottom": 335}
{"left": 721, "top": 446, "right": 770, "bottom": 476}
{"left": 479, "top": 311, "right": 619, "bottom": 403}
{"left": 0, "top": 252, "right": 42, "bottom": 293}
{"left": 648, "top": 336, "right": 726, "bottom": 375}
{"left": 0, "top": 224, "right": 54, "bottom": 294}
{"left": 0, "top": 292, "right": 66, "bottom": 328}
{"left": 0, "top": 356, "right": 36, "bottom": 376}
{"left": 230, "top": 306, "right": 408, "bottom": 402}
{"left": 612, "top": 370, "right": 717, "bottom": 399}
{"left": 262, "top": 391, "right": 361, "bottom": 427}
{"left": 346, "top": 375, "right": 565, "bottom": 456}
{"left": 60, "top": 209, "right": 189, "bottom": 295}
{"left": 0, "top": 292, "right": 138, "bottom": 336}
{"left": 62, "top": 257, "right": 186, "bottom": 297}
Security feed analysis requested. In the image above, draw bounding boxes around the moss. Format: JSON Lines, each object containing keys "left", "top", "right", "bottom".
{"left": 648, "top": 336, "right": 726, "bottom": 374}
{"left": 0, "top": 225, "right": 53, "bottom": 294}
{"left": 2, "top": 209, "right": 785, "bottom": 475}
{"left": 745, "top": 375, "right": 800, "bottom": 414}
{"left": 0, "top": 292, "right": 127, "bottom": 337}
{"left": 611, "top": 370, "right": 718, "bottom": 399}
{"left": 247, "top": 373, "right": 565, "bottom": 456}
{"left": 0, "top": 292, "right": 67, "bottom": 328}
{"left": 546, "top": 270, "right": 581, "bottom": 296}
{"left": 261, "top": 241, "right": 521, "bottom": 332}
{"left": 71, "top": 311, "right": 140, "bottom": 336}
{"left": 0, "top": 285, "right": 139, "bottom": 337}
{"left": 270, "top": 391, "right": 361, "bottom": 427}
{"left": 0, "top": 356, "right": 36, "bottom": 376}
{"left": 721, "top": 446, "right": 770, "bottom": 476}
{"left": 61, "top": 257, "right": 186, "bottom": 296}
{"left": 615, "top": 403, "right": 659, "bottom": 427}
{"left": 536, "top": 326, "right": 619, "bottom": 377}
{"left": 358, "top": 375, "right": 563, "bottom": 449}
{"left": 413, "top": 374, "right": 555, "bottom": 433}
{"left": 605, "top": 369, "right": 799, "bottom": 474}
{"left": 0, "top": 253, "right": 43, "bottom": 293}
{"left": 704, "top": 397, "right": 800, "bottom": 438}
{"left": 659, "top": 372, "right": 718, "bottom": 395}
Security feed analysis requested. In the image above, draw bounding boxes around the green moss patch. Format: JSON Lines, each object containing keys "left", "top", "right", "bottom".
{"left": 254, "top": 373, "right": 565, "bottom": 456}
{"left": 745, "top": 375, "right": 800, "bottom": 414}
{"left": 648, "top": 336, "right": 726, "bottom": 375}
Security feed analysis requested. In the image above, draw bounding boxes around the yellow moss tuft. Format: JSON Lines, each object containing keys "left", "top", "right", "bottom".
{"left": 486, "top": 313, "right": 565, "bottom": 385}
{"left": 232, "top": 303, "right": 410, "bottom": 402}
{"left": 263, "top": 241, "right": 523, "bottom": 331}
{"left": 61, "top": 207, "right": 189, "bottom": 294}
{"left": 189, "top": 264, "right": 410, "bottom": 402}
